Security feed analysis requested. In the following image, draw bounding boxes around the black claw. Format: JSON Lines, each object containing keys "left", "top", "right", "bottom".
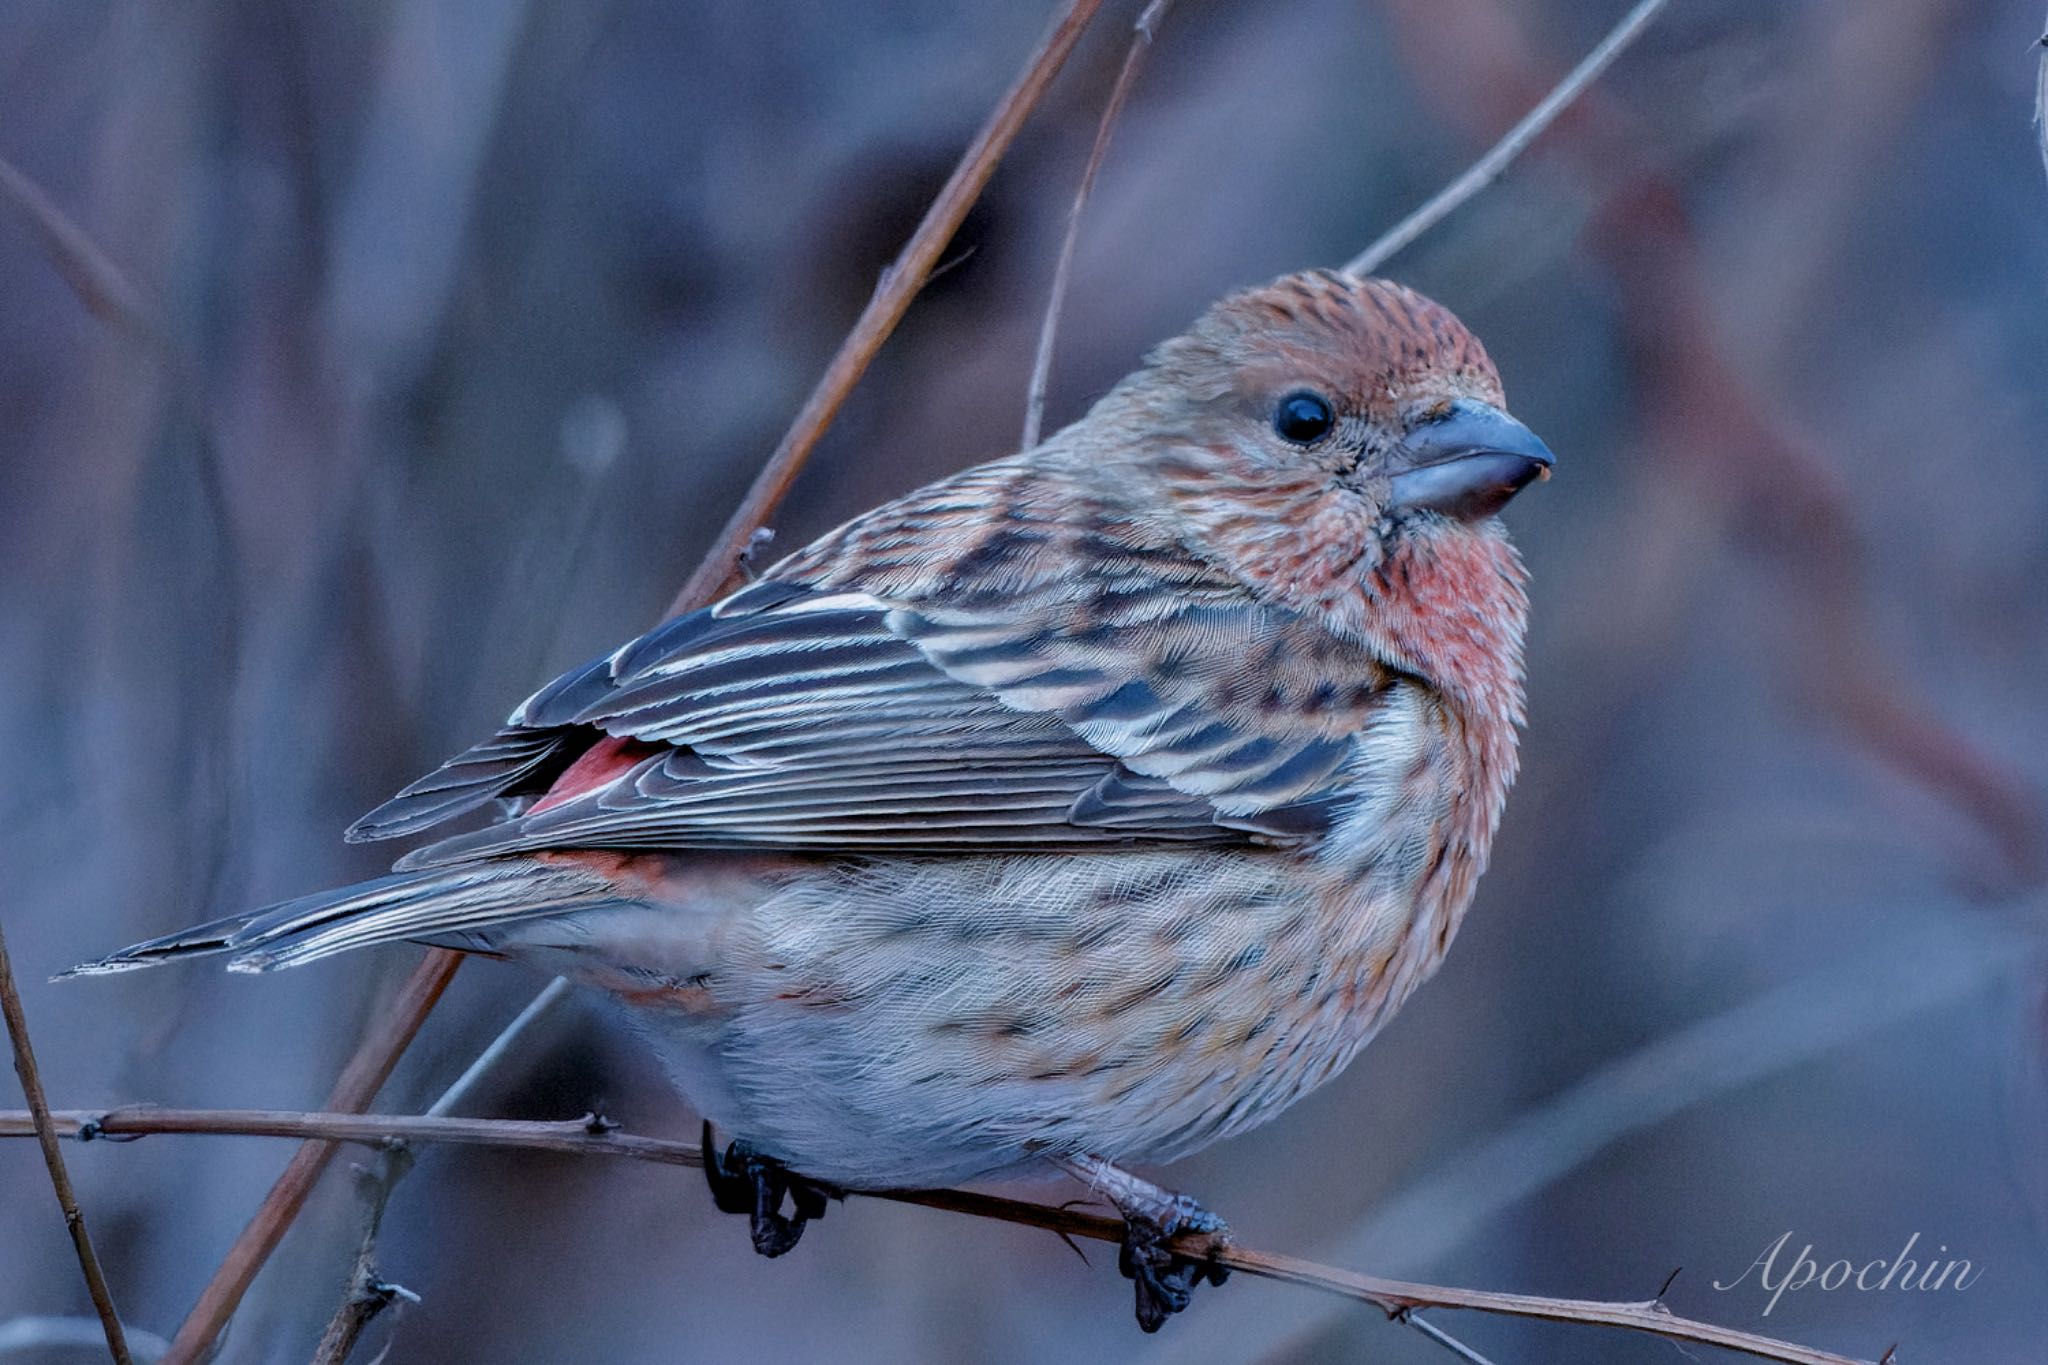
{"left": 698, "top": 1122, "right": 839, "bottom": 1259}
{"left": 1116, "top": 1195, "right": 1229, "bottom": 1332}
{"left": 701, "top": 1121, "right": 756, "bottom": 1215}
{"left": 750, "top": 1172, "right": 806, "bottom": 1258}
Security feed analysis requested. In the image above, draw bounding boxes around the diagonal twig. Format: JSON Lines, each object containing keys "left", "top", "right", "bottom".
{"left": 669, "top": 0, "right": 1108, "bottom": 615}
{"left": 0, "top": 923, "right": 132, "bottom": 1365}
{"left": 153, "top": 4, "right": 1107, "bottom": 1360}
{"left": 1400, "top": 1310, "right": 1501, "bottom": 1365}
{"left": 5, "top": 1105, "right": 1876, "bottom": 1365}
{"left": 308, "top": 1151, "right": 419, "bottom": 1365}
{"left": 1343, "top": 0, "right": 1675, "bottom": 277}
{"left": 1022, "top": 0, "right": 1175, "bottom": 449}
{"left": 0, "top": 154, "right": 169, "bottom": 353}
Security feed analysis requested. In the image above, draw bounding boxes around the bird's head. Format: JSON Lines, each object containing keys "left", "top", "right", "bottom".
{"left": 1076, "top": 268, "right": 1552, "bottom": 710}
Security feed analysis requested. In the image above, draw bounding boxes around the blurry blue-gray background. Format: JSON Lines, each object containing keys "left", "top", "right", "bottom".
{"left": 4, "top": 1, "right": 2046, "bottom": 1360}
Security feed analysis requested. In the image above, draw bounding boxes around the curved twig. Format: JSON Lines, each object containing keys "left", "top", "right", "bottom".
{"left": 1342, "top": 0, "right": 1675, "bottom": 277}
{"left": 5, "top": 1105, "right": 1876, "bottom": 1365}
{"left": 1022, "top": 0, "right": 1175, "bottom": 448}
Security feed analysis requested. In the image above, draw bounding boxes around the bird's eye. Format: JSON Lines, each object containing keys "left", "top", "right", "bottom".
{"left": 1272, "top": 390, "right": 1336, "bottom": 445}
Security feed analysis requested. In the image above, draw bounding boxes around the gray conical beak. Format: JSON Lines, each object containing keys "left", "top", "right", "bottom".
{"left": 1388, "top": 399, "right": 1555, "bottom": 520}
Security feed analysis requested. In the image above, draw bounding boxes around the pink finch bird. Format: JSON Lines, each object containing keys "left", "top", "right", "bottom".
{"left": 76, "top": 267, "right": 1552, "bottom": 1331}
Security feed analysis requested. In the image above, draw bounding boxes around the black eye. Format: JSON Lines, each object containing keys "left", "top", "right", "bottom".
{"left": 1273, "top": 390, "right": 1335, "bottom": 444}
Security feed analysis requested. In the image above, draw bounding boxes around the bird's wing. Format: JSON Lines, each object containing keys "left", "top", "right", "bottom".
{"left": 350, "top": 458, "right": 1400, "bottom": 864}
{"left": 351, "top": 558, "right": 1394, "bottom": 866}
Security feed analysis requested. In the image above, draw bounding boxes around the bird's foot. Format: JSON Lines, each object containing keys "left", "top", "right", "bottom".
{"left": 1063, "top": 1155, "right": 1230, "bottom": 1332}
{"left": 702, "top": 1121, "right": 839, "bottom": 1258}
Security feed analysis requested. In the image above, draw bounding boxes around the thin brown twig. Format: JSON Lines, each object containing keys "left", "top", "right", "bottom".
{"left": 1021, "top": 0, "right": 1174, "bottom": 448}
{"left": 669, "top": 0, "right": 1108, "bottom": 614}
{"left": 308, "top": 1150, "right": 418, "bottom": 1365}
{"left": 7, "top": 1106, "right": 1875, "bottom": 1365}
{"left": 159, "top": 950, "right": 460, "bottom": 1365}
{"left": 1342, "top": 0, "right": 1675, "bottom": 277}
{"left": 153, "top": 5, "right": 1106, "bottom": 1360}
{"left": 0, "top": 924, "right": 132, "bottom": 1365}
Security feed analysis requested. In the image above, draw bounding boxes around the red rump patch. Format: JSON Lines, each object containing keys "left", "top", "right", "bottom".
{"left": 530, "top": 735, "right": 665, "bottom": 814}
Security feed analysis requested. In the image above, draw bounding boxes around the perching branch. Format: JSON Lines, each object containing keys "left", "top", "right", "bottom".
{"left": 0, "top": 924, "right": 132, "bottom": 1365}
{"left": 3, "top": 1106, "right": 1879, "bottom": 1365}
{"left": 1022, "top": 0, "right": 1175, "bottom": 448}
{"left": 1342, "top": 0, "right": 1675, "bottom": 277}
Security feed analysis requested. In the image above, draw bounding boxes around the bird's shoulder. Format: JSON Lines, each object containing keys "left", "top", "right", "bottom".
{"left": 764, "top": 452, "right": 1237, "bottom": 612}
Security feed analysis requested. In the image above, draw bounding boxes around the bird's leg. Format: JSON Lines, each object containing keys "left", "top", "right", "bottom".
{"left": 701, "top": 1121, "right": 839, "bottom": 1258}
{"left": 1060, "top": 1154, "right": 1230, "bottom": 1332}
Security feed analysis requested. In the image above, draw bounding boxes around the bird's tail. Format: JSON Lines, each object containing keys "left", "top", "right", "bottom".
{"left": 60, "top": 858, "right": 625, "bottom": 978}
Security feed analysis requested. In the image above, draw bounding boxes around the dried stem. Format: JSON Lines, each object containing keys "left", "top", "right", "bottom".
{"left": 1021, "top": 0, "right": 1174, "bottom": 448}
{"left": 8, "top": 1105, "right": 1873, "bottom": 1365}
{"left": 308, "top": 1151, "right": 418, "bottom": 1365}
{"left": 0, "top": 924, "right": 132, "bottom": 1365}
{"left": 669, "top": 0, "right": 1107, "bottom": 613}
{"left": 1342, "top": 0, "right": 1675, "bottom": 277}
{"left": 425, "top": 974, "right": 575, "bottom": 1120}
{"left": 159, "top": 950, "right": 460, "bottom": 1365}
{"left": 1399, "top": 1311, "right": 1500, "bottom": 1364}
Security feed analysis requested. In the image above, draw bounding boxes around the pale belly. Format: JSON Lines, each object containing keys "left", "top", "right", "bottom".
{"left": 504, "top": 846, "right": 1438, "bottom": 1190}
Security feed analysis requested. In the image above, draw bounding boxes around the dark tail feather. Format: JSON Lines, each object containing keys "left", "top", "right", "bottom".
{"left": 344, "top": 726, "right": 577, "bottom": 843}
{"left": 60, "top": 859, "right": 622, "bottom": 978}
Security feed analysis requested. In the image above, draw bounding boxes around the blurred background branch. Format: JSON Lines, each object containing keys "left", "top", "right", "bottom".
{"left": 1022, "top": 0, "right": 1174, "bottom": 448}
